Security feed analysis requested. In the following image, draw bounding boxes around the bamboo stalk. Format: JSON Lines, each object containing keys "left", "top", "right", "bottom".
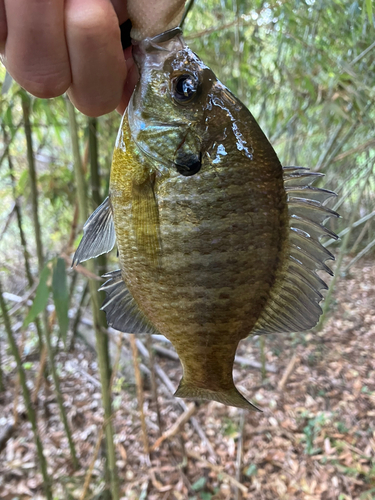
{"left": 0, "top": 277, "right": 53, "bottom": 500}
{"left": 3, "top": 124, "right": 45, "bottom": 354}
{"left": 5, "top": 127, "right": 32, "bottom": 284}
{"left": 146, "top": 335, "right": 163, "bottom": 437}
{"left": 13, "top": 327, "right": 27, "bottom": 426}
{"left": 259, "top": 336, "right": 266, "bottom": 381}
{"left": 321, "top": 102, "right": 372, "bottom": 171}
{"left": 32, "top": 345, "right": 48, "bottom": 404}
{"left": 325, "top": 209, "right": 375, "bottom": 248}
{"left": 134, "top": 337, "right": 217, "bottom": 461}
{"left": 349, "top": 218, "right": 371, "bottom": 255}
{"left": 0, "top": 327, "right": 3, "bottom": 392}
{"left": 318, "top": 161, "right": 374, "bottom": 327}
{"left": 80, "top": 426, "right": 105, "bottom": 500}
{"left": 130, "top": 334, "right": 150, "bottom": 463}
{"left": 235, "top": 409, "right": 245, "bottom": 500}
{"left": 332, "top": 163, "right": 373, "bottom": 213}
{"left": 71, "top": 282, "right": 89, "bottom": 350}
{"left": 343, "top": 235, "right": 375, "bottom": 273}
{"left": 315, "top": 120, "right": 346, "bottom": 172}
{"left": 67, "top": 98, "right": 118, "bottom": 499}
{"left": 21, "top": 92, "right": 43, "bottom": 271}
{"left": 21, "top": 91, "right": 79, "bottom": 470}
{"left": 0, "top": 120, "right": 21, "bottom": 170}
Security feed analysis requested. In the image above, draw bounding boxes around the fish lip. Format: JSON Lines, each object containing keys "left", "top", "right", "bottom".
{"left": 148, "top": 28, "right": 183, "bottom": 44}
{"left": 132, "top": 27, "right": 184, "bottom": 53}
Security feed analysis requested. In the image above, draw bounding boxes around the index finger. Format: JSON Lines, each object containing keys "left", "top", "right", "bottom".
{"left": 0, "top": 0, "right": 6, "bottom": 53}
{"left": 3, "top": 0, "right": 71, "bottom": 98}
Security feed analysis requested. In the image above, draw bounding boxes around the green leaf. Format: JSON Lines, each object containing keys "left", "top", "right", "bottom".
{"left": 365, "top": 0, "right": 373, "bottom": 23}
{"left": 23, "top": 265, "right": 51, "bottom": 328}
{"left": 191, "top": 477, "right": 206, "bottom": 491}
{"left": 52, "top": 258, "right": 69, "bottom": 346}
{"left": 16, "top": 170, "right": 30, "bottom": 197}
{"left": 201, "top": 493, "right": 213, "bottom": 500}
{"left": 245, "top": 464, "right": 257, "bottom": 477}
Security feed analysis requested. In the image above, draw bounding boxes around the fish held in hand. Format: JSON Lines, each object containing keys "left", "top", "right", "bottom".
{"left": 73, "top": 28, "right": 338, "bottom": 410}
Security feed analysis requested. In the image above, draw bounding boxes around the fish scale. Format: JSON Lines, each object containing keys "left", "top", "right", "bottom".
{"left": 73, "top": 27, "right": 338, "bottom": 410}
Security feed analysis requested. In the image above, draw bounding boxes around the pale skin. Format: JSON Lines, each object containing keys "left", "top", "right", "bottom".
{"left": 0, "top": 0, "right": 185, "bottom": 116}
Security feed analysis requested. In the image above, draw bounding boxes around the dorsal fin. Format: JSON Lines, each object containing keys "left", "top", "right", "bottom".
{"left": 253, "top": 167, "right": 339, "bottom": 335}
{"left": 72, "top": 196, "right": 115, "bottom": 266}
{"left": 99, "top": 270, "right": 159, "bottom": 334}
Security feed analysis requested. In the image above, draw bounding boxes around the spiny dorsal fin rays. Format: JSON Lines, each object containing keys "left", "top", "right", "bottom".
{"left": 253, "top": 166, "right": 339, "bottom": 336}
{"left": 72, "top": 196, "right": 116, "bottom": 266}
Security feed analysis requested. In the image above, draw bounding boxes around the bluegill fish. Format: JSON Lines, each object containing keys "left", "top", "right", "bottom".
{"left": 73, "top": 28, "right": 338, "bottom": 410}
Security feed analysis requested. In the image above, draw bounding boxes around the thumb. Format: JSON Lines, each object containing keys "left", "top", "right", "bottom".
{"left": 127, "top": 0, "right": 185, "bottom": 40}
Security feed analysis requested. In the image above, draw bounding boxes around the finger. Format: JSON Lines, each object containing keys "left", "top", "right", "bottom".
{"left": 0, "top": 0, "right": 6, "bottom": 53}
{"left": 3, "top": 0, "right": 71, "bottom": 98}
{"left": 128, "top": 0, "right": 185, "bottom": 40}
{"left": 116, "top": 47, "right": 139, "bottom": 115}
{"left": 65, "top": 0, "right": 127, "bottom": 117}
{"left": 110, "top": 0, "right": 128, "bottom": 25}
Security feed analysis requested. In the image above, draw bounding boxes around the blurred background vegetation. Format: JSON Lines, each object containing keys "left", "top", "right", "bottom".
{"left": 0, "top": 1, "right": 374, "bottom": 499}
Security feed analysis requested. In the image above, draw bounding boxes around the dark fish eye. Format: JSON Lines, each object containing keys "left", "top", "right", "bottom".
{"left": 172, "top": 74, "right": 199, "bottom": 104}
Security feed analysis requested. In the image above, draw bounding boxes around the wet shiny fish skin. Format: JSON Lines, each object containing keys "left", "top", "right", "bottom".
{"left": 73, "top": 28, "right": 338, "bottom": 409}
{"left": 110, "top": 31, "right": 288, "bottom": 409}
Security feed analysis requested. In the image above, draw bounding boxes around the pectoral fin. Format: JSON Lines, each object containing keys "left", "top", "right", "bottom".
{"left": 131, "top": 176, "right": 161, "bottom": 268}
{"left": 72, "top": 196, "right": 115, "bottom": 266}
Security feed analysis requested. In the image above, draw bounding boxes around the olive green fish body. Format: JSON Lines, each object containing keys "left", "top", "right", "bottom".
{"left": 73, "top": 29, "right": 338, "bottom": 409}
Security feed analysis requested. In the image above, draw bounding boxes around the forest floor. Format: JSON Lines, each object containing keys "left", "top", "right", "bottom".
{"left": 0, "top": 258, "right": 374, "bottom": 500}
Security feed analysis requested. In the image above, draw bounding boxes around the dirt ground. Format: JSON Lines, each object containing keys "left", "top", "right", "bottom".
{"left": 0, "top": 259, "right": 374, "bottom": 500}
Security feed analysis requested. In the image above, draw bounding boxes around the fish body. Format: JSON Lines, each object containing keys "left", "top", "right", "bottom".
{"left": 74, "top": 28, "right": 338, "bottom": 409}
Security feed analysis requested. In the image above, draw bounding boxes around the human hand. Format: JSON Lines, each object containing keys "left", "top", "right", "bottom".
{"left": 0, "top": 0, "right": 185, "bottom": 116}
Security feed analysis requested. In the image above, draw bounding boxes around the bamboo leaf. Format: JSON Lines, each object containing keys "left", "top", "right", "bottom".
{"left": 52, "top": 257, "right": 69, "bottom": 346}
{"left": 365, "top": 0, "right": 373, "bottom": 23}
{"left": 23, "top": 265, "right": 51, "bottom": 328}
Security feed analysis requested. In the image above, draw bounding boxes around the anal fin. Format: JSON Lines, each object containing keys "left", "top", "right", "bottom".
{"left": 72, "top": 196, "right": 116, "bottom": 266}
{"left": 99, "top": 270, "right": 158, "bottom": 334}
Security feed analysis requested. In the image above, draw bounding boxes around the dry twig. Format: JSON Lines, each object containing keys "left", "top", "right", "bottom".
{"left": 278, "top": 353, "right": 299, "bottom": 391}
{"left": 134, "top": 337, "right": 217, "bottom": 461}
{"left": 151, "top": 403, "right": 196, "bottom": 451}
{"left": 0, "top": 423, "right": 15, "bottom": 453}
{"left": 79, "top": 426, "right": 105, "bottom": 500}
{"left": 187, "top": 450, "right": 248, "bottom": 494}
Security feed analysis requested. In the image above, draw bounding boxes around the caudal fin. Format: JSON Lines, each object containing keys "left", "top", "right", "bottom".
{"left": 174, "top": 379, "right": 261, "bottom": 411}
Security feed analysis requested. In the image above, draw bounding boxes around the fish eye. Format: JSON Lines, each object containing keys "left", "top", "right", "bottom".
{"left": 172, "top": 74, "right": 199, "bottom": 104}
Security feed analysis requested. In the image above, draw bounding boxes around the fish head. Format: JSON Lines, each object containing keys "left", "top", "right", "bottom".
{"left": 129, "top": 28, "right": 229, "bottom": 177}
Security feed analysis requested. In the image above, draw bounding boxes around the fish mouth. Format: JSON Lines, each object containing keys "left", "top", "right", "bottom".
{"left": 132, "top": 27, "right": 185, "bottom": 67}
{"left": 148, "top": 27, "right": 183, "bottom": 45}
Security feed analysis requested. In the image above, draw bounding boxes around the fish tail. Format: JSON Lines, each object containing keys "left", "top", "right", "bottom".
{"left": 174, "top": 379, "right": 261, "bottom": 411}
